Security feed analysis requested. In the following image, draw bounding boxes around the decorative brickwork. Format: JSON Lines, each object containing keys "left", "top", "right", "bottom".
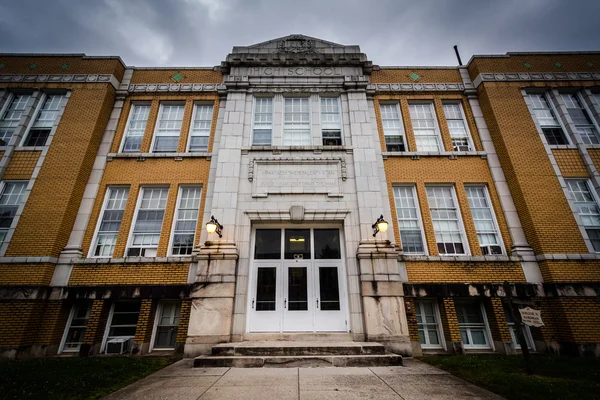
{"left": 406, "top": 261, "right": 525, "bottom": 283}
{"left": 4, "top": 151, "right": 41, "bottom": 180}
{"left": 553, "top": 149, "right": 589, "bottom": 177}
{"left": 372, "top": 69, "right": 462, "bottom": 84}
{"left": 0, "top": 263, "right": 55, "bottom": 285}
{"left": 68, "top": 263, "right": 189, "bottom": 285}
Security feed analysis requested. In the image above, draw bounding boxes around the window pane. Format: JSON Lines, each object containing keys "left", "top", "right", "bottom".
{"left": 381, "top": 104, "right": 405, "bottom": 151}
{"left": 443, "top": 102, "right": 472, "bottom": 151}
{"left": 189, "top": 104, "right": 213, "bottom": 152}
{"left": 122, "top": 104, "right": 150, "bottom": 153}
{"left": 283, "top": 98, "right": 310, "bottom": 145}
{"left": 394, "top": 186, "right": 425, "bottom": 254}
{"left": 314, "top": 229, "right": 341, "bottom": 259}
{"left": 153, "top": 104, "right": 184, "bottom": 152}
{"left": 256, "top": 267, "right": 277, "bottom": 311}
{"left": 253, "top": 98, "right": 273, "bottom": 146}
{"left": 128, "top": 188, "right": 168, "bottom": 256}
{"left": 566, "top": 179, "right": 600, "bottom": 251}
{"left": 284, "top": 229, "right": 311, "bottom": 260}
{"left": 94, "top": 187, "right": 129, "bottom": 257}
{"left": 466, "top": 186, "right": 502, "bottom": 255}
{"left": 319, "top": 267, "right": 340, "bottom": 311}
{"left": 171, "top": 186, "right": 200, "bottom": 255}
{"left": 0, "top": 94, "right": 31, "bottom": 145}
{"left": 409, "top": 103, "right": 441, "bottom": 152}
{"left": 0, "top": 181, "right": 27, "bottom": 243}
{"left": 426, "top": 186, "right": 466, "bottom": 255}
{"left": 288, "top": 267, "right": 308, "bottom": 311}
{"left": 254, "top": 229, "right": 281, "bottom": 259}
{"left": 527, "top": 93, "right": 568, "bottom": 144}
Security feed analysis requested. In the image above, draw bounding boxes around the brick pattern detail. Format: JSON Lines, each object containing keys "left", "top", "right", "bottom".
{"left": 438, "top": 298, "right": 461, "bottom": 342}
{"left": 553, "top": 149, "right": 588, "bottom": 178}
{"left": 130, "top": 69, "right": 222, "bottom": 84}
{"left": 134, "top": 299, "right": 154, "bottom": 345}
{"left": 484, "top": 298, "right": 512, "bottom": 343}
{"left": 35, "top": 300, "right": 69, "bottom": 346}
{"left": 0, "top": 301, "right": 44, "bottom": 347}
{"left": 539, "top": 260, "right": 600, "bottom": 283}
{"left": 0, "top": 55, "right": 125, "bottom": 81}
{"left": 4, "top": 151, "right": 41, "bottom": 180}
{"left": 588, "top": 149, "right": 600, "bottom": 172}
{"left": 371, "top": 69, "right": 462, "bottom": 84}
{"left": 0, "top": 263, "right": 55, "bottom": 285}
{"left": 82, "top": 300, "right": 107, "bottom": 346}
{"left": 404, "top": 298, "right": 420, "bottom": 342}
{"left": 406, "top": 261, "right": 525, "bottom": 283}
{"left": 68, "top": 263, "right": 189, "bottom": 285}
{"left": 176, "top": 300, "right": 191, "bottom": 344}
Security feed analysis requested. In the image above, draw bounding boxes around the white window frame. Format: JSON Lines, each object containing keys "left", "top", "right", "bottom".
{"left": 465, "top": 185, "right": 505, "bottom": 256}
{"left": 0, "top": 180, "right": 29, "bottom": 248}
{"left": 186, "top": 102, "right": 213, "bottom": 152}
{"left": 525, "top": 92, "right": 571, "bottom": 146}
{"left": 150, "top": 102, "right": 185, "bottom": 153}
{"left": 442, "top": 101, "right": 474, "bottom": 151}
{"left": 89, "top": 186, "right": 130, "bottom": 258}
{"left": 251, "top": 96, "right": 274, "bottom": 146}
{"left": 320, "top": 96, "right": 343, "bottom": 146}
{"left": 21, "top": 93, "right": 66, "bottom": 147}
{"left": 101, "top": 301, "right": 141, "bottom": 353}
{"left": 380, "top": 102, "right": 406, "bottom": 152}
{"left": 408, "top": 101, "right": 444, "bottom": 152}
{"left": 456, "top": 301, "right": 493, "bottom": 350}
{"left": 415, "top": 299, "right": 445, "bottom": 350}
{"left": 125, "top": 186, "right": 169, "bottom": 257}
{"left": 119, "top": 102, "right": 151, "bottom": 153}
{"left": 562, "top": 92, "right": 600, "bottom": 145}
{"left": 393, "top": 185, "right": 428, "bottom": 255}
{"left": 149, "top": 300, "right": 181, "bottom": 352}
{"left": 426, "top": 185, "right": 470, "bottom": 256}
{"left": 59, "top": 302, "right": 92, "bottom": 354}
{"left": 0, "top": 92, "right": 31, "bottom": 146}
{"left": 282, "top": 96, "right": 312, "bottom": 146}
{"left": 565, "top": 178, "right": 600, "bottom": 253}
{"left": 167, "top": 185, "right": 201, "bottom": 256}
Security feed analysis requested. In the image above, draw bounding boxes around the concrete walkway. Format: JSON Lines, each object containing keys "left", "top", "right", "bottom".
{"left": 104, "top": 358, "right": 505, "bottom": 400}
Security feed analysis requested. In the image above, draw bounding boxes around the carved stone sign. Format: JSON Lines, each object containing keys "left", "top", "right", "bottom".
{"left": 245, "top": 67, "right": 344, "bottom": 76}
{"left": 251, "top": 158, "right": 344, "bottom": 198}
{"left": 277, "top": 36, "right": 316, "bottom": 54}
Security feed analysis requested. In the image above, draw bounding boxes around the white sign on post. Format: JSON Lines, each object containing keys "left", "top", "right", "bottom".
{"left": 518, "top": 307, "right": 544, "bottom": 327}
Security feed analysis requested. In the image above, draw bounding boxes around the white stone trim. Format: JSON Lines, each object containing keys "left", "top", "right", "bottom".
{"left": 472, "top": 72, "right": 600, "bottom": 89}
{"left": 0, "top": 74, "right": 119, "bottom": 90}
{"left": 126, "top": 83, "right": 225, "bottom": 93}
{"left": 368, "top": 83, "right": 464, "bottom": 92}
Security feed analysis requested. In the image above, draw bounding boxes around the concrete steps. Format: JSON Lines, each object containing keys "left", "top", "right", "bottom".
{"left": 193, "top": 341, "right": 403, "bottom": 368}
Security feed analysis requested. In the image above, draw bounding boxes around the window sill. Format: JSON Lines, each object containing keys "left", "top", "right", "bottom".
{"left": 584, "top": 144, "right": 600, "bottom": 150}
{"left": 400, "top": 254, "right": 520, "bottom": 262}
{"left": 74, "top": 256, "right": 196, "bottom": 265}
{"left": 107, "top": 152, "right": 211, "bottom": 160}
{"left": 548, "top": 144, "right": 577, "bottom": 150}
{"left": 382, "top": 151, "right": 486, "bottom": 159}
{"left": 243, "top": 145, "right": 351, "bottom": 153}
{"left": 15, "top": 146, "right": 47, "bottom": 152}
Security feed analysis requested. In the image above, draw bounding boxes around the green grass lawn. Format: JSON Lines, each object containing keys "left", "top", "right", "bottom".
{"left": 422, "top": 354, "right": 600, "bottom": 400}
{"left": 0, "top": 357, "right": 171, "bottom": 400}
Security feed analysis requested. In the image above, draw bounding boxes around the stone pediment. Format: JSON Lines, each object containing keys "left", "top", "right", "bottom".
{"left": 222, "top": 34, "right": 371, "bottom": 73}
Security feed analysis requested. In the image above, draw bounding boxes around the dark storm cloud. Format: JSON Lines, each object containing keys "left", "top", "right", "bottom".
{"left": 0, "top": 0, "right": 599, "bottom": 67}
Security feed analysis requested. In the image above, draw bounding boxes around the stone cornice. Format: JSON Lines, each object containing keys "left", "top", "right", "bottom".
{"left": 124, "top": 83, "right": 225, "bottom": 93}
{"left": 0, "top": 73, "right": 120, "bottom": 90}
{"left": 472, "top": 71, "right": 600, "bottom": 88}
{"left": 367, "top": 82, "right": 465, "bottom": 93}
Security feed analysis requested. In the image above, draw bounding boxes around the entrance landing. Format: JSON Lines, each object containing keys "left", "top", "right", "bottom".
{"left": 193, "top": 341, "right": 402, "bottom": 368}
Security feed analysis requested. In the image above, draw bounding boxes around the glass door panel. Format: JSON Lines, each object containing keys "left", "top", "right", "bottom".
{"left": 256, "top": 267, "right": 277, "bottom": 311}
{"left": 283, "top": 262, "right": 313, "bottom": 331}
{"left": 318, "top": 267, "right": 340, "bottom": 311}
{"left": 314, "top": 261, "right": 346, "bottom": 331}
{"left": 287, "top": 267, "right": 308, "bottom": 311}
{"left": 249, "top": 264, "right": 281, "bottom": 332}
{"left": 285, "top": 229, "right": 311, "bottom": 260}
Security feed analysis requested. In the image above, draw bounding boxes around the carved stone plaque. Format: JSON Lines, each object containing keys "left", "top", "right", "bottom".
{"left": 252, "top": 159, "right": 343, "bottom": 198}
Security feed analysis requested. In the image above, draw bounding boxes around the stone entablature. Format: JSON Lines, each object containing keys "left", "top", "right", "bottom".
{"left": 472, "top": 71, "right": 600, "bottom": 88}
{"left": 0, "top": 73, "right": 120, "bottom": 89}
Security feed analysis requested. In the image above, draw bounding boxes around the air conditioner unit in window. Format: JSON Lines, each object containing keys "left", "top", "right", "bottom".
{"left": 481, "top": 245, "right": 502, "bottom": 255}
{"left": 453, "top": 144, "right": 471, "bottom": 151}
{"left": 105, "top": 337, "right": 134, "bottom": 354}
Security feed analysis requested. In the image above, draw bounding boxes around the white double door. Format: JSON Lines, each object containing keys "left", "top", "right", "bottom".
{"left": 248, "top": 228, "right": 347, "bottom": 333}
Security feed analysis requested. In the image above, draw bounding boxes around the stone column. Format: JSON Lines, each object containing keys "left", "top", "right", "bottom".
{"left": 459, "top": 67, "right": 543, "bottom": 283}
{"left": 346, "top": 82, "right": 411, "bottom": 356}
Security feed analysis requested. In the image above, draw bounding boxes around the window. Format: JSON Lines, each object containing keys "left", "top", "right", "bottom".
{"left": 415, "top": 300, "right": 443, "bottom": 349}
{"left": 380, "top": 103, "right": 405, "bottom": 151}
{"left": 104, "top": 302, "right": 140, "bottom": 348}
{"left": 562, "top": 93, "right": 600, "bottom": 145}
{"left": 170, "top": 186, "right": 201, "bottom": 255}
{"left": 426, "top": 186, "right": 468, "bottom": 255}
{"left": 409, "top": 102, "right": 442, "bottom": 152}
{"left": 505, "top": 306, "right": 534, "bottom": 350}
{"left": 527, "top": 93, "right": 568, "bottom": 145}
{"left": 595, "top": 93, "right": 600, "bottom": 108}
{"left": 393, "top": 186, "right": 426, "bottom": 254}
{"left": 127, "top": 187, "right": 168, "bottom": 257}
{"left": 566, "top": 179, "right": 600, "bottom": 251}
{"left": 23, "top": 94, "right": 64, "bottom": 147}
{"left": 152, "top": 103, "right": 184, "bottom": 152}
{"left": 0, "top": 94, "right": 30, "bottom": 146}
{"left": 455, "top": 301, "right": 491, "bottom": 349}
{"left": 283, "top": 98, "right": 311, "bottom": 146}
{"left": 60, "top": 302, "right": 92, "bottom": 352}
{"left": 0, "top": 181, "right": 27, "bottom": 246}
{"left": 121, "top": 103, "right": 150, "bottom": 152}
{"left": 465, "top": 186, "right": 503, "bottom": 255}
{"left": 188, "top": 103, "right": 213, "bottom": 152}
{"left": 91, "top": 187, "right": 129, "bottom": 257}
{"left": 152, "top": 301, "right": 180, "bottom": 350}
{"left": 252, "top": 97, "right": 273, "bottom": 146}
{"left": 321, "top": 97, "right": 342, "bottom": 145}
{"left": 443, "top": 102, "right": 473, "bottom": 151}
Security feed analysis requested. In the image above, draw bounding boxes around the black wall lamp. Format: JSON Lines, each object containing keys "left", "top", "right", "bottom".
{"left": 206, "top": 215, "right": 223, "bottom": 238}
{"left": 372, "top": 214, "right": 389, "bottom": 237}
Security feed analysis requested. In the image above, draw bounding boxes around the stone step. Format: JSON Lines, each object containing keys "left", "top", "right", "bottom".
{"left": 193, "top": 353, "right": 403, "bottom": 368}
{"left": 211, "top": 341, "right": 386, "bottom": 356}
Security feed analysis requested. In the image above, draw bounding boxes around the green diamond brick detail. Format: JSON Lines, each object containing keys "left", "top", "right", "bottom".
{"left": 61, "top": 63, "right": 69, "bottom": 70}
{"left": 523, "top": 62, "right": 531, "bottom": 68}
{"left": 587, "top": 62, "right": 594, "bottom": 67}
{"left": 0, "top": 64, "right": 4, "bottom": 69}
{"left": 171, "top": 73, "right": 184, "bottom": 82}
{"left": 554, "top": 62, "right": 562, "bottom": 68}
{"left": 409, "top": 72, "right": 421, "bottom": 82}
{"left": 29, "top": 63, "right": 37, "bottom": 69}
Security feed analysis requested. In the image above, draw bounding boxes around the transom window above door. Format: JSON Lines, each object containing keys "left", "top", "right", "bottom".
{"left": 254, "top": 228, "right": 341, "bottom": 260}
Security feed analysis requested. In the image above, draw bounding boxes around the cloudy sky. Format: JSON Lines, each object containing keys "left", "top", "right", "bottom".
{"left": 0, "top": 0, "right": 598, "bottom": 67}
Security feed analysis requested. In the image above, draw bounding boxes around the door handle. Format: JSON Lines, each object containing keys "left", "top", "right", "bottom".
{"left": 316, "top": 298, "right": 319, "bottom": 309}
{"left": 252, "top": 298, "right": 255, "bottom": 309}
{"left": 284, "top": 298, "right": 287, "bottom": 309}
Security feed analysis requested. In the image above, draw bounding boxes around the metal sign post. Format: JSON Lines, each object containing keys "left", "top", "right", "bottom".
{"left": 503, "top": 281, "right": 534, "bottom": 375}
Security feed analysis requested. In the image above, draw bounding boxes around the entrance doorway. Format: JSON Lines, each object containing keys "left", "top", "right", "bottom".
{"left": 248, "top": 227, "right": 348, "bottom": 332}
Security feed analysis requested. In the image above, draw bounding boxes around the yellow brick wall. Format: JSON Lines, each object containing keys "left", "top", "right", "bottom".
{"left": 6, "top": 84, "right": 116, "bottom": 259}
{"left": 0, "top": 301, "right": 44, "bottom": 347}
{"left": 4, "top": 151, "right": 41, "bottom": 180}
{"left": 588, "top": 149, "right": 600, "bottom": 172}
{"left": 374, "top": 95, "right": 482, "bottom": 153}
{"left": 476, "top": 82, "right": 589, "bottom": 256}
{"left": 0, "top": 56, "right": 125, "bottom": 82}
{"left": 384, "top": 157, "right": 512, "bottom": 257}
{"left": 68, "top": 263, "right": 189, "bottom": 285}
{"left": 81, "top": 157, "right": 210, "bottom": 258}
{"left": 439, "top": 298, "right": 461, "bottom": 342}
{"left": 0, "top": 263, "right": 55, "bottom": 285}
{"left": 372, "top": 68, "right": 462, "bottom": 83}
{"left": 540, "top": 298, "right": 600, "bottom": 343}
{"left": 176, "top": 300, "right": 191, "bottom": 344}
{"left": 539, "top": 260, "right": 600, "bottom": 283}
{"left": 407, "top": 261, "right": 524, "bottom": 283}
{"left": 130, "top": 69, "right": 222, "bottom": 84}
{"left": 134, "top": 299, "right": 154, "bottom": 345}
{"left": 110, "top": 94, "right": 219, "bottom": 154}
{"left": 553, "top": 149, "right": 588, "bottom": 178}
